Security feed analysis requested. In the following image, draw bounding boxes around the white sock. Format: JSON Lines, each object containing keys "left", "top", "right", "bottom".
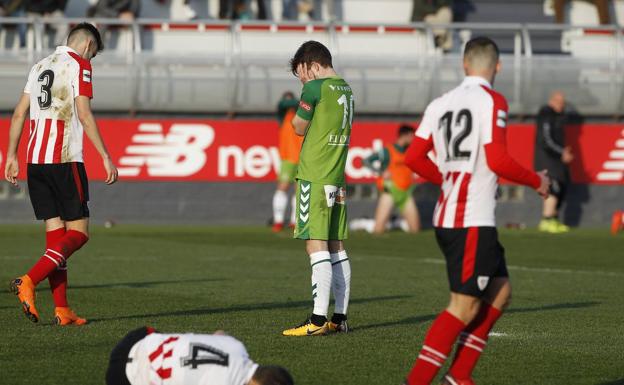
{"left": 290, "top": 195, "right": 296, "bottom": 225}
{"left": 310, "top": 251, "right": 332, "bottom": 317}
{"left": 330, "top": 250, "right": 351, "bottom": 316}
{"left": 272, "top": 190, "right": 288, "bottom": 224}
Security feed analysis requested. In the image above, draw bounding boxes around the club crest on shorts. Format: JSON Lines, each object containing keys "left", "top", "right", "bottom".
{"left": 477, "top": 276, "right": 490, "bottom": 291}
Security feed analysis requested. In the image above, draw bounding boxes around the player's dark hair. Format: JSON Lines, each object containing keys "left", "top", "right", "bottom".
{"left": 106, "top": 327, "right": 156, "bottom": 385}
{"left": 68, "top": 22, "right": 104, "bottom": 52}
{"left": 463, "top": 36, "right": 499, "bottom": 69}
{"left": 290, "top": 40, "right": 333, "bottom": 76}
{"left": 252, "top": 365, "right": 294, "bottom": 385}
{"left": 397, "top": 124, "right": 415, "bottom": 137}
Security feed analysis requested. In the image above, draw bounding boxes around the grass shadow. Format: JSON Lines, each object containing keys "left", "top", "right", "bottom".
{"left": 355, "top": 301, "right": 600, "bottom": 332}
{"left": 88, "top": 294, "right": 412, "bottom": 323}
{"left": 597, "top": 381, "right": 624, "bottom": 385}
{"left": 507, "top": 301, "right": 600, "bottom": 314}
{"left": 0, "top": 278, "right": 227, "bottom": 294}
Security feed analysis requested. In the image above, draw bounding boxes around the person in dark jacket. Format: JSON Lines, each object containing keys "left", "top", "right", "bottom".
{"left": 89, "top": 0, "right": 140, "bottom": 20}
{"left": 534, "top": 91, "right": 575, "bottom": 233}
{"left": 26, "top": 0, "right": 67, "bottom": 46}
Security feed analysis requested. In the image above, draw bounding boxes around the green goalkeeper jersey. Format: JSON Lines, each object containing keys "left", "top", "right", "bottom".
{"left": 295, "top": 76, "right": 354, "bottom": 186}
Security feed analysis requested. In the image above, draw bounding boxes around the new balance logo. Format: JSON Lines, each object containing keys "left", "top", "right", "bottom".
{"left": 596, "top": 128, "right": 624, "bottom": 182}
{"left": 117, "top": 124, "right": 215, "bottom": 177}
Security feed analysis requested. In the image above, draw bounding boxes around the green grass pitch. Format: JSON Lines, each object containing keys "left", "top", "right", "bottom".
{"left": 0, "top": 225, "right": 622, "bottom": 385}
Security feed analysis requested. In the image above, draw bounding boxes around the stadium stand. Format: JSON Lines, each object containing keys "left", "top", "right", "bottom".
{"left": 0, "top": 0, "right": 623, "bottom": 115}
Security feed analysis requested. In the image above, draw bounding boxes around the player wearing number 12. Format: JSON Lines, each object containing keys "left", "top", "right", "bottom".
{"left": 282, "top": 41, "right": 354, "bottom": 337}
{"left": 402, "top": 37, "right": 550, "bottom": 384}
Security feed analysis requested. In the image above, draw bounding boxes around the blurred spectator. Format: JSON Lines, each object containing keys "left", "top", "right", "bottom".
{"left": 411, "top": 0, "right": 452, "bottom": 50}
{"left": 534, "top": 91, "right": 578, "bottom": 233}
{"left": 451, "top": 0, "right": 474, "bottom": 22}
{"left": 282, "top": 0, "right": 297, "bottom": 20}
{"left": 26, "top": 0, "right": 67, "bottom": 46}
{"left": 553, "top": 0, "right": 610, "bottom": 24}
{"left": 0, "top": 0, "right": 27, "bottom": 48}
{"left": 219, "top": 0, "right": 271, "bottom": 20}
{"left": 310, "top": 0, "right": 343, "bottom": 22}
{"left": 89, "top": 0, "right": 140, "bottom": 20}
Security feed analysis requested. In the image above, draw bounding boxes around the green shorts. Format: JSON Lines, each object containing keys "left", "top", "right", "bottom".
{"left": 294, "top": 179, "right": 348, "bottom": 241}
{"left": 278, "top": 160, "right": 298, "bottom": 184}
{"left": 383, "top": 182, "right": 414, "bottom": 212}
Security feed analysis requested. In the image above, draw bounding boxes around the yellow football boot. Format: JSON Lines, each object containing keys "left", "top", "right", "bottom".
{"left": 282, "top": 318, "right": 328, "bottom": 336}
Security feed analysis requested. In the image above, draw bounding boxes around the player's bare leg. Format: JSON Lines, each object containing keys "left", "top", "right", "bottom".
{"left": 272, "top": 181, "right": 290, "bottom": 232}
{"left": 445, "top": 278, "right": 511, "bottom": 384}
{"left": 539, "top": 195, "right": 568, "bottom": 233}
{"left": 283, "top": 239, "right": 331, "bottom": 336}
{"left": 373, "top": 193, "right": 394, "bottom": 234}
{"left": 402, "top": 197, "right": 421, "bottom": 233}
{"left": 328, "top": 240, "right": 351, "bottom": 333}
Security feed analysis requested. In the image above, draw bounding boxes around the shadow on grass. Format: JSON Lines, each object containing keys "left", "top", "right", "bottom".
{"left": 597, "top": 381, "right": 624, "bottom": 385}
{"left": 355, "top": 301, "right": 600, "bottom": 332}
{"left": 0, "top": 278, "right": 227, "bottom": 294}
{"left": 88, "top": 294, "right": 412, "bottom": 323}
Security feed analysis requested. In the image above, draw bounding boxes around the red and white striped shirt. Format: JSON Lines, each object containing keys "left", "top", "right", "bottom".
{"left": 23, "top": 46, "right": 93, "bottom": 164}
{"left": 407, "top": 76, "right": 540, "bottom": 228}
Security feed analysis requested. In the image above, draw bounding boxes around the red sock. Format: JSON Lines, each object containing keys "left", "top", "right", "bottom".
{"left": 47, "top": 228, "right": 68, "bottom": 308}
{"left": 448, "top": 304, "right": 503, "bottom": 380}
{"left": 27, "top": 230, "right": 89, "bottom": 285}
{"left": 407, "top": 311, "right": 466, "bottom": 385}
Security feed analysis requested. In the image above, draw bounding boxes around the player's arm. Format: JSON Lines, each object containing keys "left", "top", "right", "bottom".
{"left": 75, "top": 96, "right": 118, "bottom": 185}
{"left": 292, "top": 115, "right": 309, "bottom": 136}
{"left": 4, "top": 93, "right": 30, "bottom": 186}
{"left": 405, "top": 106, "right": 443, "bottom": 185}
{"left": 292, "top": 77, "right": 320, "bottom": 137}
{"left": 483, "top": 97, "right": 549, "bottom": 197}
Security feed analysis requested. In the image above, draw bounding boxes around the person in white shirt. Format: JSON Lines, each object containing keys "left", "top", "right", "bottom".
{"left": 106, "top": 327, "right": 294, "bottom": 385}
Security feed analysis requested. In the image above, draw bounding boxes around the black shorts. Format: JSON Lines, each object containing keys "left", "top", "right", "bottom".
{"left": 435, "top": 227, "right": 508, "bottom": 297}
{"left": 550, "top": 178, "right": 569, "bottom": 203}
{"left": 27, "top": 162, "right": 90, "bottom": 221}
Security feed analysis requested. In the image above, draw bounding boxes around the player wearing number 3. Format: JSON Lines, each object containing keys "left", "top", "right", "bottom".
{"left": 402, "top": 37, "right": 550, "bottom": 384}
{"left": 4, "top": 23, "right": 118, "bottom": 325}
{"left": 282, "top": 41, "right": 354, "bottom": 336}
{"left": 106, "top": 327, "right": 293, "bottom": 385}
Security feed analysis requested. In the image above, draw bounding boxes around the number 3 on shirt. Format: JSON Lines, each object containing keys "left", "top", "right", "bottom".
{"left": 37, "top": 70, "right": 55, "bottom": 109}
{"left": 337, "top": 94, "right": 354, "bottom": 131}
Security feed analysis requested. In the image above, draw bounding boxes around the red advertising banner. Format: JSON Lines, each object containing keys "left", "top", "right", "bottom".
{"left": 0, "top": 118, "right": 622, "bottom": 184}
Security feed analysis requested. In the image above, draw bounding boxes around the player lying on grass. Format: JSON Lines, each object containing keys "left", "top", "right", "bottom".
{"left": 362, "top": 124, "right": 421, "bottom": 234}
{"left": 4, "top": 22, "right": 118, "bottom": 325}
{"left": 402, "top": 37, "right": 550, "bottom": 385}
{"left": 281, "top": 41, "right": 353, "bottom": 336}
{"left": 106, "top": 327, "right": 293, "bottom": 385}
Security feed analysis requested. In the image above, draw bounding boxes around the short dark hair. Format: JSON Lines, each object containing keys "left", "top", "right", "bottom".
{"left": 463, "top": 36, "right": 499, "bottom": 69}
{"left": 398, "top": 124, "right": 415, "bottom": 137}
{"left": 68, "top": 22, "right": 104, "bottom": 52}
{"left": 290, "top": 40, "right": 333, "bottom": 76}
{"left": 252, "top": 365, "right": 294, "bottom": 385}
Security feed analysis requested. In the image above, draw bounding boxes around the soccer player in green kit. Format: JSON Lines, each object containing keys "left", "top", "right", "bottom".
{"left": 282, "top": 41, "right": 354, "bottom": 337}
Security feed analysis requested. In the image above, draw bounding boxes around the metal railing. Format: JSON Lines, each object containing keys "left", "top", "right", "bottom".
{"left": 1, "top": 17, "right": 623, "bottom": 116}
